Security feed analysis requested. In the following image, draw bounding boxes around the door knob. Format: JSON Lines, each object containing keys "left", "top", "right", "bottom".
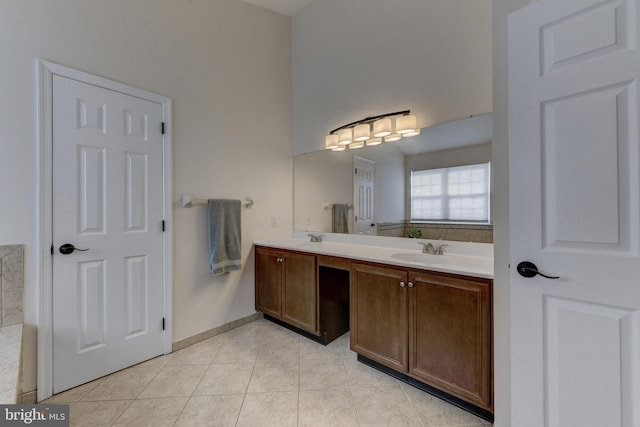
{"left": 516, "top": 261, "right": 559, "bottom": 279}
{"left": 59, "top": 244, "right": 89, "bottom": 255}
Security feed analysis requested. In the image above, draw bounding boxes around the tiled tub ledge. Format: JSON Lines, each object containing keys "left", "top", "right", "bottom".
{"left": 0, "top": 323, "right": 23, "bottom": 404}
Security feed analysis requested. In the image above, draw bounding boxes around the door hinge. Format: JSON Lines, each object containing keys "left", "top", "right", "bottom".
{"left": 355, "top": 168, "right": 358, "bottom": 175}
{"left": 161, "top": 122, "right": 165, "bottom": 135}
{"left": 51, "top": 245, "right": 54, "bottom": 255}
{"left": 162, "top": 317, "right": 166, "bottom": 331}
{"left": 162, "top": 220, "right": 165, "bottom": 232}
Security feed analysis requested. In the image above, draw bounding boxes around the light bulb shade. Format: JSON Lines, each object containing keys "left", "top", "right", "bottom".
{"left": 332, "top": 146, "right": 346, "bottom": 151}
{"left": 354, "top": 124, "right": 371, "bottom": 141}
{"left": 396, "top": 115, "right": 417, "bottom": 134}
{"left": 349, "top": 141, "right": 365, "bottom": 149}
{"left": 385, "top": 133, "right": 402, "bottom": 142}
{"left": 338, "top": 128, "right": 353, "bottom": 145}
{"left": 325, "top": 134, "right": 339, "bottom": 149}
{"left": 366, "top": 137, "right": 382, "bottom": 146}
{"left": 373, "top": 118, "right": 392, "bottom": 137}
{"left": 403, "top": 128, "right": 421, "bottom": 137}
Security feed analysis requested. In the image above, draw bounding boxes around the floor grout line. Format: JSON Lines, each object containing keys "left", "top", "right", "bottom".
{"left": 233, "top": 322, "right": 267, "bottom": 427}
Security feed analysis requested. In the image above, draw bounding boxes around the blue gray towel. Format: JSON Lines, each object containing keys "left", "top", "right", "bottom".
{"left": 208, "top": 199, "right": 241, "bottom": 276}
{"left": 332, "top": 204, "right": 349, "bottom": 233}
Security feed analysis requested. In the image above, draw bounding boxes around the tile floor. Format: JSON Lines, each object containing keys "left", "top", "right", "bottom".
{"left": 44, "top": 318, "right": 493, "bottom": 427}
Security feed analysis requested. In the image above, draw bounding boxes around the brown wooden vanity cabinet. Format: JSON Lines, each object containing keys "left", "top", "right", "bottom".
{"left": 409, "top": 271, "right": 492, "bottom": 411}
{"left": 255, "top": 247, "right": 317, "bottom": 334}
{"left": 350, "top": 262, "right": 492, "bottom": 412}
{"left": 350, "top": 263, "right": 409, "bottom": 372}
{"left": 255, "top": 247, "right": 282, "bottom": 317}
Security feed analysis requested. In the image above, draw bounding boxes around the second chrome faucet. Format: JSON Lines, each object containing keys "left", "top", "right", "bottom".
{"left": 418, "top": 241, "right": 448, "bottom": 255}
{"left": 307, "top": 233, "right": 323, "bottom": 243}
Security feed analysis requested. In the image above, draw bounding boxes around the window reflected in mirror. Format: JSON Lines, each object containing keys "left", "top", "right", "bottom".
{"left": 411, "top": 162, "right": 490, "bottom": 223}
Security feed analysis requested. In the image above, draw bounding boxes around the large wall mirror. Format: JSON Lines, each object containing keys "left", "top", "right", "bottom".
{"left": 294, "top": 113, "right": 494, "bottom": 242}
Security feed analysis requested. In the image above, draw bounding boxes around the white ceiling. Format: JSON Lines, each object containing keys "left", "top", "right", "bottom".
{"left": 243, "top": 0, "right": 315, "bottom": 16}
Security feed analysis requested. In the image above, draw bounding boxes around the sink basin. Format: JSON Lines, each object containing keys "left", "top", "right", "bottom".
{"left": 391, "top": 252, "right": 455, "bottom": 265}
{"left": 293, "top": 241, "right": 323, "bottom": 248}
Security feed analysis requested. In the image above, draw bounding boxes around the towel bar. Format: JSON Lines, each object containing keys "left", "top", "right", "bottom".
{"left": 322, "top": 203, "right": 352, "bottom": 210}
{"left": 180, "top": 193, "right": 254, "bottom": 208}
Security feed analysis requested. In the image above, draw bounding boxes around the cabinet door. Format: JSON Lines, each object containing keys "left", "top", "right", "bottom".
{"left": 351, "top": 263, "right": 408, "bottom": 372}
{"left": 281, "top": 252, "right": 317, "bottom": 334}
{"left": 409, "top": 272, "right": 492, "bottom": 410}
{"left": 255, "top": 247, "right": 282, "bottom": 317}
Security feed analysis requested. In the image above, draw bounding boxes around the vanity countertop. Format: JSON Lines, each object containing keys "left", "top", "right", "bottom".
{"left": 254, "top": 236, "right": 493, "bottom": 279}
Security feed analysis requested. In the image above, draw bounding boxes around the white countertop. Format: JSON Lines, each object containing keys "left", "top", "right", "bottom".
{"left": 254, "top": 234, "right": 493, "bottom": 279}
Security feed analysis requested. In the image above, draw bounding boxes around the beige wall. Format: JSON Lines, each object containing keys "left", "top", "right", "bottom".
{"left": 0, "top": 0, "right": 292, "bottom": 395}
{"left": 294, "top": 150, "right": 354, "bottom": 233}
{"left": 294, "top": 145, "right": 405, "bottom": 233}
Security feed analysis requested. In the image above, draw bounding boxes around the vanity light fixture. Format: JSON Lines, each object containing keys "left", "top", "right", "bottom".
{"left": 385, "top": 133, "right": 402, "bottom": 142}
{"left": 325, "top": 134, "right": 339, "bottom": 150}
{"left": 353, "top": 124, "right": 371, "bottom": 142}
{"left": 325, "top": 110, "right": 419, "bottom": 150}
{"left": 338, "top": 128, "right": 353, "bottom": 145}
{"left": 396, "top": 114, "right": 417, "bottom": 134}
{"left": 373, "top": 118, "right": 392, "bottom": 137}
{"left": 402, "top": 128, "right": 421, "bottom": 137}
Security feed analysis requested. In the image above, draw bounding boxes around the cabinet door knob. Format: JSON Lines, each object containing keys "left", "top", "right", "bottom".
{"left": 400, "top": 281, "right": 406, "bottom": 287}
{"left": 408, "top": 282, "right": 414, "bottom": 288}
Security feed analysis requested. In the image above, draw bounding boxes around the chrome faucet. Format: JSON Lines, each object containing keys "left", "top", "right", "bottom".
{"left": 418, "top": 242, "right": 436, "bottom": 254}
{"left": 307, "top": 233, "right": 323, "bottom": 243}
{"left": 418, "top": 242, "right": 448, "bottom": 255}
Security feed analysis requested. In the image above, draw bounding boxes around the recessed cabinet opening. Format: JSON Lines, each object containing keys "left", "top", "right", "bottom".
{"left": 318, "top": 266, "right": 350, "bottom": 344}
{"left": 255, "top": 247, "right": 351, "bottom": 345}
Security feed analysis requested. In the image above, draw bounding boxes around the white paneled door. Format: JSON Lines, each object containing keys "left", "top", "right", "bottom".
{"left": 353, "top": 156, "right": 376, "bottom": 235}
{"left": 52, "top": 75, "right": 165, "bottom": 393}
{"left": 509, "top": 0, "right": 640, "bottom": 426}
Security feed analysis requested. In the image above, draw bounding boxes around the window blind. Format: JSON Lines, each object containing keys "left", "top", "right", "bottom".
{"left": 411, "top": 162, "right": 490, "bottom": 222}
